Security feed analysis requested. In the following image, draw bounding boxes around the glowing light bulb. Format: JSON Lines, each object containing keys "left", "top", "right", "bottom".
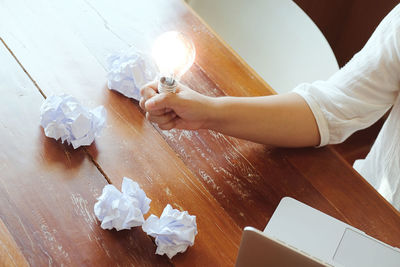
{"left": 152, "top": 31, "right": 196, "bottom": 93}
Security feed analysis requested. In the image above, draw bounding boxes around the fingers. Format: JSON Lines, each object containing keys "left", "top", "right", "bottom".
{"left": 147, "top": 108, "right": 169, "bottom": 116}
{"left": 144, "top": 92, "right": 176, "bottom": 111}
{"left": 140, "top": 81, "right": 187, "bottom": 131}
{"left": 146, "top": 111, "right": 178, "bottom": 130}
{"left": 146, "top": 111, "right": 176, "bottom": 125}
{"left": 139, "top": 98, "right": 146, "bottom": 110}
{"left": 158, "top": 117, "right": 179, "bottom": 130}
{"left": 140, "top": 80, "right": 158, "bottom": 96}
{"left": 139, "top": 81, "right": 158, "bottom": 110}
{"left": 139, "top": 81, "right": 178, "bottom": 111}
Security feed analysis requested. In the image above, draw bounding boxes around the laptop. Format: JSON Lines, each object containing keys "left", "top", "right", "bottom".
{"left": 235, "top": 197, "right": 400, "bottom": 267}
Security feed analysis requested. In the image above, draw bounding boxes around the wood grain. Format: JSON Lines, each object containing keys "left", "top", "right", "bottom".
{"left": 1, "top": 0, "right": 400, "bottom": 266}
{"left": 0, "top": 0, "right": 243, "bottom": 265}
{"left": 157, "top": 65, "right": 347, "bottom": 230}
{"left": 0, "top": 218, "right": 29, "bottom": 267}
{"left": 0, "top": 0, "right": 334, "bottom": 234}
{"left": 284, "top": 147, "right": 400, "bottom": 246}
{"left": 0, "top": 41, "right": 170, "bottom": 266}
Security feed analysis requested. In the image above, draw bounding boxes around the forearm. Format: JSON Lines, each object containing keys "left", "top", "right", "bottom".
{"left": 204, "top": 93, "right": 320, "bottom": 147}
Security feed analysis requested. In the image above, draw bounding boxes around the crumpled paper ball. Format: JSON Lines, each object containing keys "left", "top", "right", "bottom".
{"left": 107, "top": 46, "right": 156, "bottom": 100}
{"left": 121, "top": 177, "right": 151, "bottom": 215}
{"left": 94, "top": 177, "right": 151, "bottom": 231}
{"left": 142, "top": 204, "right": 198, "bottom": 259}
{"left": 40, "top": 94, "right": 106, "bottom": 149}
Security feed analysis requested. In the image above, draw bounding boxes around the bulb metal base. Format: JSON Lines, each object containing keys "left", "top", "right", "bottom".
{"left": 158, "top": 76, "right": 177, "bottom": 93}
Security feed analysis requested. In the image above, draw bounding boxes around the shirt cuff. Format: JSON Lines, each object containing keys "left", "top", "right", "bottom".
{"left": 292, "top": 85, "right": 330, "bottom": 147}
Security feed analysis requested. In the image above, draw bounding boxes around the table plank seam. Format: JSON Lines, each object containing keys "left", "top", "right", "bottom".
{"left": 0, "top": 36, "right": 176, "bottom": 266}
{"left": 0, "top": 37, "right": 114, "bottom": 187}
{"left": 0, "top": 38, "right": 46, "bottom": 99}
{"left": 0, "top": 37, "right": 116, "bottom": 188}
{"left": 83, "top": 147, "right": 112, "bottom": 185}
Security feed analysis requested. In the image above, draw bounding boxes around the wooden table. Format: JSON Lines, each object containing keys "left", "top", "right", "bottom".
{"left": 0, "top": 0, "right": 399, "bottom": 266}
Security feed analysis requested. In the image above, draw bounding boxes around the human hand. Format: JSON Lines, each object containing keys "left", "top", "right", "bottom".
{"left": 139, "top": 81, "right": 214, "bottom": 130}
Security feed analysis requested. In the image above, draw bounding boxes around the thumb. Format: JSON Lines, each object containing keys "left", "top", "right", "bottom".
{"left": 145, "top": 93, "right": 177, "bottom": 111}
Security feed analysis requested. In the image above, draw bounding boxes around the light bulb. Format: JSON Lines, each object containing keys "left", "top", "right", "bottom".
{"left": 152, "top": 31, "right": 196, "bottom": 93}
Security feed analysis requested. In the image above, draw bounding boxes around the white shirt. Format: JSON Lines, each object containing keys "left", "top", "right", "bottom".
{"left": 293, "top": 4, "right": 400, "bottom": 210}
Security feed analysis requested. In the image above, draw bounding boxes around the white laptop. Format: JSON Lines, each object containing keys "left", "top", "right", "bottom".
{"left": 236, "top": 197, "right": 400, "bottom": 266}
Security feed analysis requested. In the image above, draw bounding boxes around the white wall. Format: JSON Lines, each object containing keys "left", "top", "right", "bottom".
{"left": 187, "top": 0, "right": 339, "bottom": 94}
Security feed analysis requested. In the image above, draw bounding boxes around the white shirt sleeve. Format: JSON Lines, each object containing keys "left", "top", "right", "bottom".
{"left": 293, "top": 4, "right": 400, "bottom": 146}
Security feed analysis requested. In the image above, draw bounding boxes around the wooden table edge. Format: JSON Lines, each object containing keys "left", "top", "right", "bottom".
{"left": 181, "top": 0, "right": 277, "bottom": 95}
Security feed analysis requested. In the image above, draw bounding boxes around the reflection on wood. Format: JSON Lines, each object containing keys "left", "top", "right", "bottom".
{"left": 0, "top": 0, "right": 399, "bottom": 265}
{"left": 0, "top": 0, "right": 242, "bottom": 265}
{"left": 0, "top": 218, "right": 29, "bottom": 267}
{"left": 0, "top": 42, "right": 170, "bottom": 266}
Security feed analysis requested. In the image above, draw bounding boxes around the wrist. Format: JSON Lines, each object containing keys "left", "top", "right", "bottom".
{"left": 201, "top": 96, "right": 226, "bottom": 130}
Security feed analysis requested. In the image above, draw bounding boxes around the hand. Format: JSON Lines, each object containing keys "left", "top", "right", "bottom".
{"left": 139, "top": 81, "right": 214, "bottom": 130}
